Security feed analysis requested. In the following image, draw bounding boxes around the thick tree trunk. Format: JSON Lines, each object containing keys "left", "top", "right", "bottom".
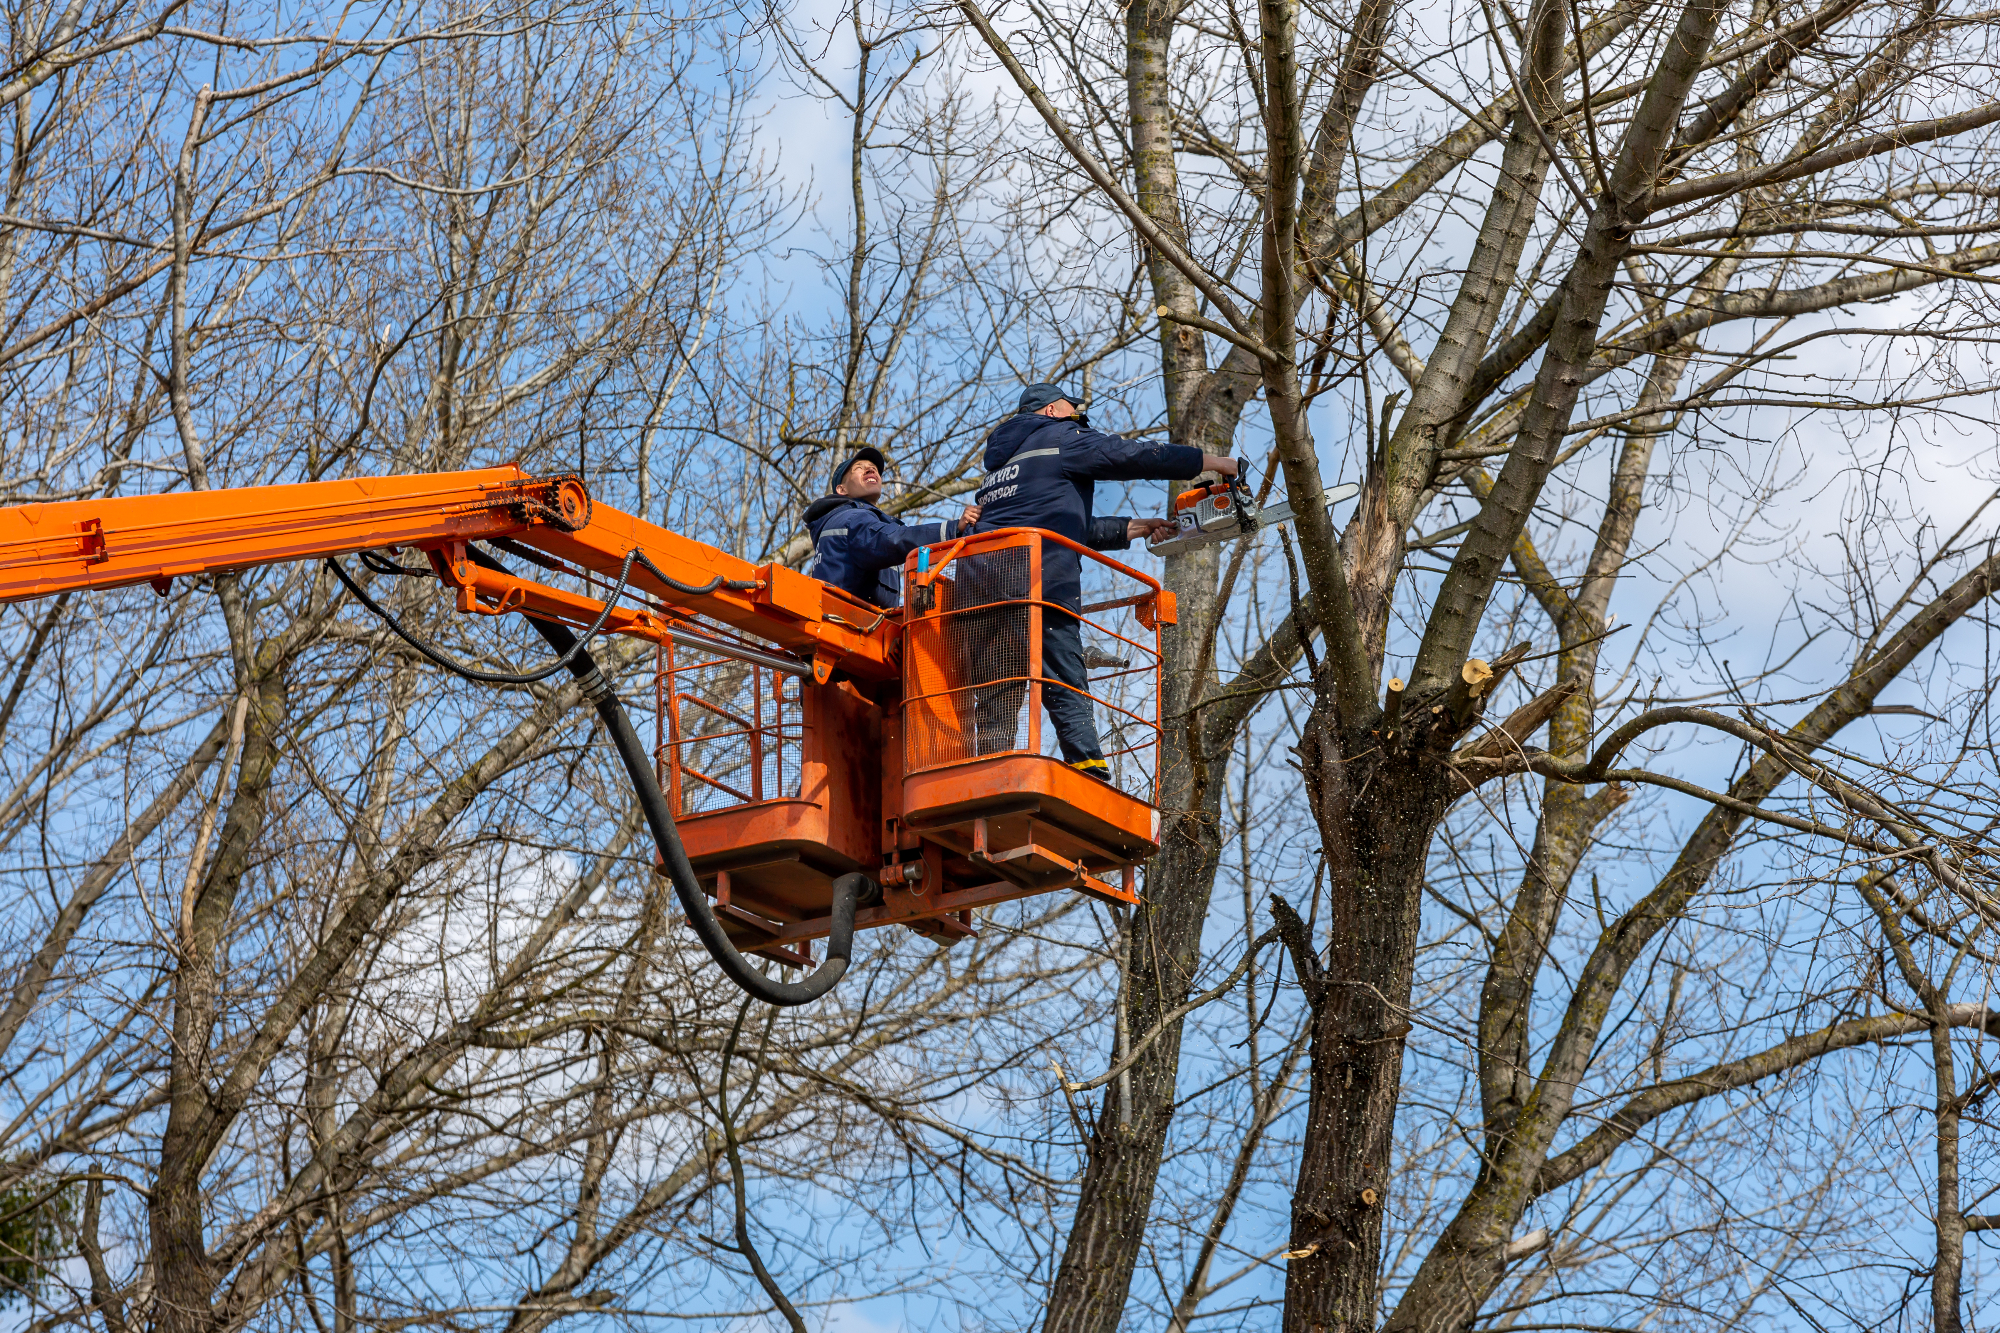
{"left": 1040, "top": 0, "right": 1399, "bottom": 1319}
{"left": 1039, "top": 0, "right": 1245, "bottom": 1324}
{"left": 1281, "top": 711, "right": 1454, "bottom": 1333}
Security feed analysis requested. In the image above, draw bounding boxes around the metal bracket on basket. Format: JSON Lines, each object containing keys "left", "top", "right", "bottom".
{"left": 909, "top": 537, "right": 971, "bottom": 613}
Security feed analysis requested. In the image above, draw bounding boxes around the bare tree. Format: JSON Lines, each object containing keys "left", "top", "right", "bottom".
{"left": 692, "top": 0, "right": 1162, "bottom": 577}
{"left": 944, "top": 0, "right": 2000, "bottom": 1327}
{"left": 0, "top": 1, "right": 1134, "bottom": 1329}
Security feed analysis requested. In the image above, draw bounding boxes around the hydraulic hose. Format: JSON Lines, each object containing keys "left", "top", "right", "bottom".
{"left": 525, "top": 615, "right": 867, "bottom": 1007}
{"left": 328, "top": 550, "right": 641, "bottom": 686}
{"left": 332, "top": 541, "right": 867, "bottom": 1004}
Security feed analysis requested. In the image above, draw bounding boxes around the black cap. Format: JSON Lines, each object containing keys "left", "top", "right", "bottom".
{"left": 1017, "top": 382, "right": 1075, "bottom": 415}
{"left": 829, "top": 445, "right": 886, "bottom": 494}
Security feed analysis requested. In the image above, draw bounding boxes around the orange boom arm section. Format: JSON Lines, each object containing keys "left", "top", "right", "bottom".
{"left": 0, "top": 468, "right": 1170, "bottom": 1003}
{"left": 0, "top": 467, "right": 896, "bottom": 679}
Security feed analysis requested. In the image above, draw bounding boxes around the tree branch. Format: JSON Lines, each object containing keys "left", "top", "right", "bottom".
{"left": 953, "top": 0, "right": 1269, "bottom": 348}
{"left": 1536, "top": 1003, "right": 2000, "bottom": 1194}
{"left": 1652, "top": 99, "right": 2000, "bottom": 211}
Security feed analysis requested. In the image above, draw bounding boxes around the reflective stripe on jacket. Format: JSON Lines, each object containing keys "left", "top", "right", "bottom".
{"left": 973, "top": 414, "right": 1204, "bottom": 606}
{"left": 803, "top": 496, "right": 958, "bottom": 609}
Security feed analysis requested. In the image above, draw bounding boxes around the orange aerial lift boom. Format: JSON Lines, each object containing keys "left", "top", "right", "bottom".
{"left": 0, "top": 467, "right": 1171, "bottom": 1005}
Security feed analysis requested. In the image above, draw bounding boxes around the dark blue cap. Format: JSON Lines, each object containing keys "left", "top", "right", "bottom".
{"left": 829, "top": 446, "right": 886, "bottom": 494}
{"left": 1017, "top": 383, "right": 1075, "bottom": 415}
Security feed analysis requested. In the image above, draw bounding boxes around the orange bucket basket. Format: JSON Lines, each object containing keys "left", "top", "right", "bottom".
{"left": 898, "top": 529, "right": 1170, "bottom": 901}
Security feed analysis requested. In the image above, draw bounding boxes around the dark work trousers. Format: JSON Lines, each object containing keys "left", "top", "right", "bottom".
{"left": 972, "top": 607, "right": 1105, "bottom": 764}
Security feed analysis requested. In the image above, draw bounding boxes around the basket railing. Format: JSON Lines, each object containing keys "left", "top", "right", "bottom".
{"left": 900, "top": 529, "right": 1164, "bottom": 800}
{"left": 654, "top": 635, "right": 803, "bottom": 816}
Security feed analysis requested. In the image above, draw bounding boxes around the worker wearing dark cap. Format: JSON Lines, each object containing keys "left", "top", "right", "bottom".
{"left": 803, "top": 446, "right": 981, "bottom": 609}
{"left": 970, "top": 383, "right": 1237, "bottom": 781}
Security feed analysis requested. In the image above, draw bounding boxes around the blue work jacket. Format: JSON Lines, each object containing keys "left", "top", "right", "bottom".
{"left": 973, "top": 414, "right": 1204, "bottom": 607}
{"left": 803, "top": 496, "right": 963, "bottom": 608}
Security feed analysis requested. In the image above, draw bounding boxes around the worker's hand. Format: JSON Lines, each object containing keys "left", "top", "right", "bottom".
{"left": 1129, "top": 517, "right": 1176, "bottom": 542}
{"left": 960, "top": 503, "right": 982, "bottom": 529}
{"left": 1200, "top": 453, "right": 1240, "bottom": 477}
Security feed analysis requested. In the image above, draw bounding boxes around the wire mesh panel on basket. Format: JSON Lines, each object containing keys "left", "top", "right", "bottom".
{"left": 1075, "top": 615, "right": 1157, "bottom": 796}
{"left": 1069, "top": 561, "right": 1164, "bottom": 800}
{"left": 905, "top": 545, "right": 1032, "bottom": 771}
{"left": 655, "top": 651, "right": 801, "bottom": 816}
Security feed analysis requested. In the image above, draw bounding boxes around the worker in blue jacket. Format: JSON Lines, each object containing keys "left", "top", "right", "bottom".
{"left": 803, "top": 446, "right": 981, "bottom": 609}
{"left": 970, "top": 383, "right": 1237, "bottom": 781}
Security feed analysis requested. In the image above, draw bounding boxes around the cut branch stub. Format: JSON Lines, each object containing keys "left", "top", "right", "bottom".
{"left": 1442, "top": 642, "right": 1531, "bottom": 730}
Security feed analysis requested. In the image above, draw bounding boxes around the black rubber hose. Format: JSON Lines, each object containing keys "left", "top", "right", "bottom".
{"left": 328, "top": 550, "right": 640, "bottom": 686}
{"left": 526, "top": 615, "right": 865, "bottom": 1006}
{"left": 488, "top": 536, "right": 762, "bottom": 597}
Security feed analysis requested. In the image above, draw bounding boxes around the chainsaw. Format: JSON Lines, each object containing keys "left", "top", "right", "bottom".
{"left": 1146, "top": 473, "right": 1361, "bottom": 557}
